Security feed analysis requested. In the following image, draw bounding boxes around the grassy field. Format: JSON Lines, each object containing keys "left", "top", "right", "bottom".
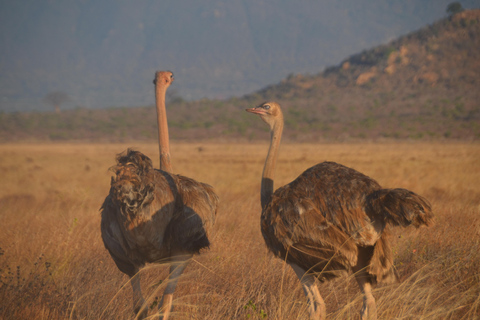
{"left": 0, "top": 142, "right": 479, "bottom": 319}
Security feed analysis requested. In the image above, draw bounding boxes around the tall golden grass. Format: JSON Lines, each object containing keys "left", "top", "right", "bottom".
{"left": 0, "top": 142, "right": 479, "bottom": 319}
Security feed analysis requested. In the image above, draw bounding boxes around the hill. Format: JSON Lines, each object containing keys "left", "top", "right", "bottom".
{"left": 248, "top": 9, "right": 480, "bottom": 141}
{"left": 1, "top": 10, "right": 479, "bottom": 142}
{"left": 2, "top": 0, "right": 479, "bottom": 112}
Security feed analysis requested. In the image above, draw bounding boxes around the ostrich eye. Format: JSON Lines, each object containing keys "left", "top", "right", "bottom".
{"left": 264, "top": 105, "right": 270, "bottom": 110}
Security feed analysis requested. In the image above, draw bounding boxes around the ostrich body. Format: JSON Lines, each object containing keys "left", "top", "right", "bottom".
{"left": 246, "top": 102, "right": 433, "bottom": 320}
{"left": 101, "top": 71, "right": 218, "bottom": 320}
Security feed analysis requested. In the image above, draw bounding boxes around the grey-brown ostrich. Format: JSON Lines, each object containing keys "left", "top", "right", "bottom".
{"left": 101, "top": 71, "right": 218, "bottom": 320}
{"left": 246, "top": 102, "right": 433, "bottom": 320}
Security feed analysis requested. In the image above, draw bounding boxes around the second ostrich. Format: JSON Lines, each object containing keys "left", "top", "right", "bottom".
{"left": 246, "top": 102, "right": 433, "bottom": 320}
{"left": 101, "top": 71, "right": 218, "bottom": 320}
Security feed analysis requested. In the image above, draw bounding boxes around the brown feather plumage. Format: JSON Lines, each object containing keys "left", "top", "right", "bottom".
{"left": 261, "top": 161, "right": 432, "bottom": 283}
{"left": 247, "top": 102, "right": 433, "bottom": 320}
{"left": 101, "top": 149, "right": 218, "bottom": 271}
{"left": 100, "top": 149, "right": 218, "bottom": 319}
{"left": 100, "top": 71, "right": 218, "bottom": 320}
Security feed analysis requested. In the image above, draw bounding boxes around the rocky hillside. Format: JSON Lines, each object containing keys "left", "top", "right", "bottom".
{"left": 1, "top": 10, "right": 479, "bottom": 142}
{"left": 248, "top": 9, "right": 480, "bottom": 141}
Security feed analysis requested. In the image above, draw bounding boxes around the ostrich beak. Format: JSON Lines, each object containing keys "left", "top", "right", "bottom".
{"left": 246, "top": 107, "right": 267, "bottom": 115}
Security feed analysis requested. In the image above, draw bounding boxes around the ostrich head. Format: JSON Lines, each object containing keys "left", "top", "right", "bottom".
{"left": 153, "top": 70, "right": 174, "bottom": 87}
{"left": 246, "top": 101, "right": 284, "bottom": 129}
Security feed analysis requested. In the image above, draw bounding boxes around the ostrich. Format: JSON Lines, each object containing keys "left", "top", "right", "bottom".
{"left": 246, "top": 102, "right": 433, "bottom": 320}
{"left": 101, "top": 71, "right": 218, "bottom": 320}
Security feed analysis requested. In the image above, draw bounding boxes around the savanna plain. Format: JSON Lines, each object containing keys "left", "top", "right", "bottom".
{"left": 0, "top": 142, "right": 479, "bottom": 319}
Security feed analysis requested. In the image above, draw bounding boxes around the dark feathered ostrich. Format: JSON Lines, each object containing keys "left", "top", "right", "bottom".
{"left": 101, "top": 71, "right": 218, "bottom": 320}
{"left": 246, "top": 102, "right": 433, "bottom": 320}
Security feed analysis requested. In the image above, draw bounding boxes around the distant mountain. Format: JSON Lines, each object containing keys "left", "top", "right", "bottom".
{"left": 1, "top": 10, "right": 479, "bottom": 142}
{"left": 246, "top": 9, "right": 480, "bottom": 140}
{"left": 1, "top": 0, "right": 479, "bottom": 112}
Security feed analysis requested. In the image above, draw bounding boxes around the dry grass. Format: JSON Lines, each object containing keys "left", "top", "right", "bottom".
{"left": 0, "top": 142, "right": 479, "bottom": 319}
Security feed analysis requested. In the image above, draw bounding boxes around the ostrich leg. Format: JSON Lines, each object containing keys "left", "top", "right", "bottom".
{"left": 290, "top": 263, "right": 326, "bottom": 320}
{"left": 353, "top": 271, "right": 377, "bottom": 320}
{"left": 352, "top": 247, "right": 377, "bottom": 320}
{"left": 158, "top": 254, "right": 193, "bottom": 320}
{"left": 131, "top": 271, "right": 148, "bottom": 320}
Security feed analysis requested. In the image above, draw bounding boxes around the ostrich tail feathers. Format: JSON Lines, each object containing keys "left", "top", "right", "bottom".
{"left": 110, "top": 149, "right": 155, "bottom": 212}
{"left": 114, "top": 148, "right": 153, "bottom": 175}
{"left": 367, "top": 188, "right": 433, "bottom": 228}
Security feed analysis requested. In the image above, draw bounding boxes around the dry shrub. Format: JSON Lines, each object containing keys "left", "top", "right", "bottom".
{"left": 0, "top": 142, "right": 479, "bottom": 319}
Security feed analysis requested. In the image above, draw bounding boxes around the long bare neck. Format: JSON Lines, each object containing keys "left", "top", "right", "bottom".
{"left": 261, "top": 119, "right": 283, "bottom": 210}
{"left": 155, "top": 77, "right": 173, "bottom": 173}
